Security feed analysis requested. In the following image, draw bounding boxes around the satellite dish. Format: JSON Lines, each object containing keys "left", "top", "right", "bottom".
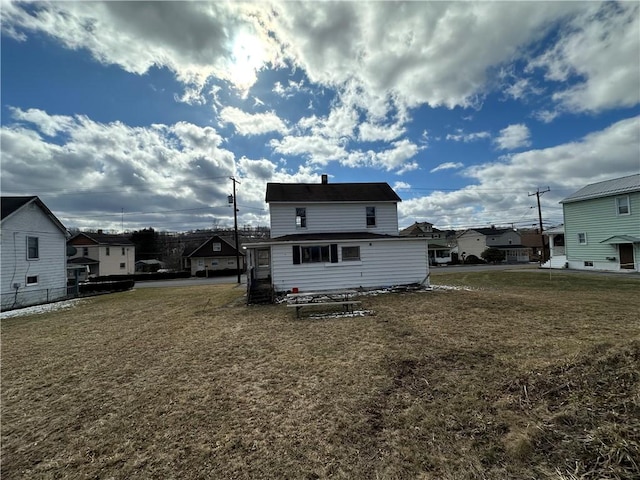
{"left": 67, "top": 245, "right": 77, "bottom": 256}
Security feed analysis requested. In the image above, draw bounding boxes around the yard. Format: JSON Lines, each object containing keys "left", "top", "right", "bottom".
{"left": 2, "top": 271, "right": 639, "bottom": 479}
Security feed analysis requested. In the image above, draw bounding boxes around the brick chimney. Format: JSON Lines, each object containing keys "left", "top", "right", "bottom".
{"left": 321, "top": 174, "right": 328, "bottom": 184}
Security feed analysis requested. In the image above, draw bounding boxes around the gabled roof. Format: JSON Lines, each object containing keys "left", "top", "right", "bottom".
{"left": 184, "top": 235, "right": 244, "bottom": 258}
{"left": 400, "top": 221, "right": 435, "bottom": 236}
{"left": 70, "top": 232, "right": 135, "bottom": 246}
{"left": 561, "top": 174, "right": 640, "bottom": 204}
{"left": 459, "top": 227, "right": 513, "bottom": 237}
{"left": 1, "top": 196, "right": 68, "bottom": 235}
{"left": 266, "top": 182, "right": 401, "bottom": 203}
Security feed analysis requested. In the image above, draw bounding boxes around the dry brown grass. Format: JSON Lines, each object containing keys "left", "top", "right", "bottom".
{"left": 2, "top": 272, "right": 639, "bottom": 479}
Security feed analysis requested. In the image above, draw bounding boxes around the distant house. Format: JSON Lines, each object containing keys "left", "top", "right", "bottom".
{"left": 559, "top": 174, "right": 639, "bottom": 271}
{"left": 244, "top": 176, "right": 429, "bottom": 299}
{"left": 135, "top": 259, "right": 166, "bottom": 273}
{"left": 182, "top": 235, "right": 245, "bottom": 276}
{"left": 400, "top": 221, "right": 453, "bottom": 265}
{"left": 456, "top": 227, "right": 529, "bottom": 263}
{"left": 67, "top": 231, "right": 136, "bottom": 276}
{"left": 1, "top": 196, "right": 69, "bottom": 310}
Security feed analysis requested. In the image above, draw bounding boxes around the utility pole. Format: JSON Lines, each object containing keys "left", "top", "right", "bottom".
{"left": 528, "top": 187, "right": 550, "bottom": 265}
{"left": 230, "top": 177, "right": 242, "bottom": 284}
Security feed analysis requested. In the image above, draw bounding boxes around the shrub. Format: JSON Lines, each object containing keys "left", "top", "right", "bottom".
{"left": 481, "top": 247, "right": 506, "bottom": 264}
{"left": 464, "top": 254, "right": 485, "bottom": 264}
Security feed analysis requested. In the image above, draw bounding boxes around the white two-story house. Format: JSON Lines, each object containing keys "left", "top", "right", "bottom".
{"left": 1, "top": 196, "right": 69, "bottom": 310}
{"left": 67, "top": 231, "right": 136, "bottom": 276}
{"left": 244, "top": 176, "right": 429, "bottom": 301}
{"left": 456, "top": 227, "right": 529, "bottom": 263}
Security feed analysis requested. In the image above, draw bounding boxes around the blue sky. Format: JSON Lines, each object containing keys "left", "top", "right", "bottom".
{"left": 1, "top": 1, "right": 639, "bottom": 232}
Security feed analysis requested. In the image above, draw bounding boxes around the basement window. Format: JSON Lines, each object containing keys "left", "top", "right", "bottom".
{"left": 26, "top": 275, "right": 38, "bottom": 286}
{"left": 584, "top": 261, "right": 594, "bottom": 267}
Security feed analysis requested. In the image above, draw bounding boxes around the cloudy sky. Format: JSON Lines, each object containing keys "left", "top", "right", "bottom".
{"left": 1, "top": 1, "right": 639, "bottom": 232}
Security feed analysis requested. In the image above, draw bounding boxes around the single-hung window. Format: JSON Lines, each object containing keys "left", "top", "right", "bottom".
{"left": 122, "top": 247, "right": 126, "bottom": 255}
{"left": 27, "top": 237, "right": 39, "bottom": 259}
{"left": 83, "top": 247, "right": 89, "bottom": 256}
{"left": 120, "top": 262, "right": 126, "bottom": 269}
{"left": 106, "top": 247, "right": 110, "bottom": 256}
{"left": 296, "top": 208, "right": 306, "bottom": 228}
{"left": 342, "top": 246, "right": 360, "bottom": 261}
{"left": 577, "top": 233, "right": 587, "bottom": 245}
{"left": 616, "top": 196, "right": 630, "bottom": 215}
{"left": 366, "top": 207, "right": 376, "bottom": 227}
{"left": 212, "top": 242, "right": 222, "bottom": 252}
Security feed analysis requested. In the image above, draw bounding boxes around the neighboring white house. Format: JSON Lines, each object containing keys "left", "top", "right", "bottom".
{"left": 67, "top": 232, "right": 135, "bottom": 276}
{"left": 1, "top": 196, "right": 69, "bottom": 310}
{"left": 244, "top": 176, "right": 429, "bottom": 300}
{"left": 541, "top": 225, "right": 566, "bottom": 269}
{"left": 400, "top": 221, "right": 454, "bottom": 265}
{"left": 559, "top": 174, "right": 640, "bottom": 272}
{"left": 182, "top": 235, "right": 245, "bottom": 276}
{"left": 456, "top": 227, "right": 529, "bottom": 263}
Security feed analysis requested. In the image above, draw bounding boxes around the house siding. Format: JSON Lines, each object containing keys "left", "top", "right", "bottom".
{"left": 563, "top": 192, "right": 640, "bottom": 271}
{"left": 269, "top": 202, "right": 399, "bottom": 238}
{"left": 457, "top": 229, "right": 524, "bottom": 260}
{"left": 269, "top": 238, "right": 429, "bottom": 293}
{"left": 1, "top": 204, "right": 67, "bottom": 310}
{"left": 68, "top": 244, "right": 135, "bottom": 275}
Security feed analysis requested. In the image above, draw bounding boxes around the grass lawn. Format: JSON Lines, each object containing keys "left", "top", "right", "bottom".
{"left": 2, "top": 271, "right": 639, "bottom": 479}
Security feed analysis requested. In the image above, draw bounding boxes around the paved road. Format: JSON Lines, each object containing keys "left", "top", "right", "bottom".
{"left": 134, "top": 275, "right": 247, "bottom": 289}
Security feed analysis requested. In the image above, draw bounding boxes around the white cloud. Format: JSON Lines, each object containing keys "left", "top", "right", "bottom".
{"left": 446, "top": 130, "right": 491, "bottom": 143}
{"left": 358, "top": 121, "right": 405, "bottom": 142}
{"left": 399, "top": 116, "right": 639, "bottom": 229}
{"left": 2, "top": 1, "right": 598, "bottom": 115}
{"left": 494, "top": 124, "right": 531, "bottom": 150}
{"left": 393, "top": 181, "right": 411, "bottom": 191}
{"left": 528, "top": 2, "right": 640, "bottom": 114}
{"left": 430, "top": 162, "right": 464, "bottom": 173}
{"left": 219, "top": 107, "right": 288, "bottom": 136}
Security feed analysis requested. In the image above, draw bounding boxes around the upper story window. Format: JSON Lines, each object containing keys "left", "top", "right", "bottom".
{"left": 122, "top": 247, "right": 126, "bottom": 255}
{"left": 577, "top": 232, "right": 587, "bottom": 245}
{"left": 27, "top": 236, "right": 39, "bottom": 260}
{"left": 106, "top": 247, "right": 110, "bottom": 256}
{"left": 366, "top": 207, "right": 376, "bottom": 227}
{"left": 212, "top": 242, "right": 221, "bottom": 252}
{"left": 616, "top": 196, "right": 630, "bottom": 215}
{"left": 296, "top": 208, "right": 307, "bottom": 228}
{"left": 83, "top": 247, "right": 89, "bottom": 257}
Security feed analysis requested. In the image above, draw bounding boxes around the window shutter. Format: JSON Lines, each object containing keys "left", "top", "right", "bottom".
{"left": 330, "top": 244, "right": 338, "bottom": 263}
{"left": 292, "top": 246, "right": 301, "bottom": 264}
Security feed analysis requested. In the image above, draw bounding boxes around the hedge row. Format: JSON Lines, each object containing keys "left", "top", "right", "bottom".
{"left": 87, "top": 271, "right": 191, "bottom": 282}
{"left": 79, "top": 280, "right": 135, "bottom": 294}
